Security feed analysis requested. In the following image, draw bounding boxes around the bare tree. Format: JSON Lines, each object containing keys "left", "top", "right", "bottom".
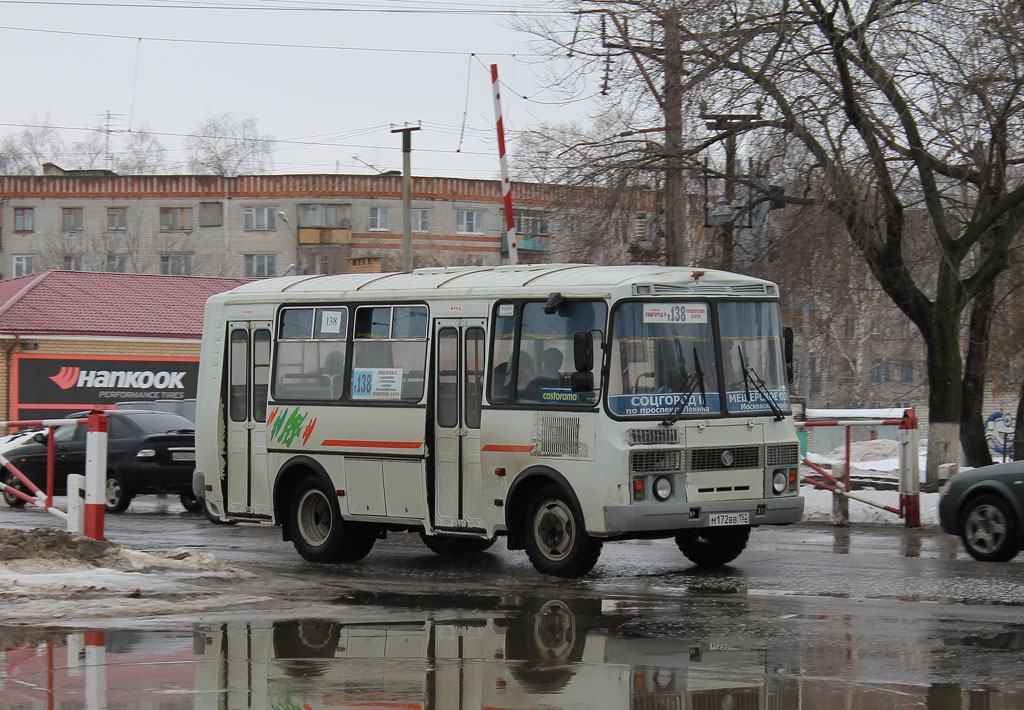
{"left": 0, "top": 122, "right": 65, "bottom": 174}
{"left": 526, "top": 0, "right": 1024, "bottom": 484}
{"left": 117, "top": 127, "right": 166, "bottom": 174}
{"left": 187, "top": 113, "right": 274, "bottom": 176}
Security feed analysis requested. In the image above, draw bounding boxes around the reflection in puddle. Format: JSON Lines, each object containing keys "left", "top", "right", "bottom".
{"left": 1, "top": 601, "right": 1023, "bottom": 709}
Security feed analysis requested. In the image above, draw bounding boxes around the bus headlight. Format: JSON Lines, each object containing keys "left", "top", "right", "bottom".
{"left": 772, "top": 470, "right": 788, "bottom": 494}
{"left": 653, "top": 476, "right": 673, "bottom": 501}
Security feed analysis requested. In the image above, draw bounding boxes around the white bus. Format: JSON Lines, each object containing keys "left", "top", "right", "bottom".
{"left": 194, "top": 264, "right": 803, "bottom": 577}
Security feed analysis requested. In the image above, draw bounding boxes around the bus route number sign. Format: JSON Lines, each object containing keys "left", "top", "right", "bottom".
{"left": 642, "top": 303, "right": 708, "bottom": 324}
{"left": 351, "top": 367, "right": 403, "bottom": 399}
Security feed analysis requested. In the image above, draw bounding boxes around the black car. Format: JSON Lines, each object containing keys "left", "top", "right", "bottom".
{"left": 0, "top": 409, "right": 197, "bottom": 514}
{"left": 938, "top": 461, "right": 1024, "bottom": 561}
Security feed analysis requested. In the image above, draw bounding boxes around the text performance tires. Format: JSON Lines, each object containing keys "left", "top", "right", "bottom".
{"left": 104, "top": 474, "right": 132, "bottom": 513}
{"left": 524, "top": 485, "right": 601, "bottom": 578}
{"left": 675, "top": 526, "right": 751, "bottom": 567}
{"left": 419, "top": 532, "right": 496, "bottom": 557}
{"left": 1, "top": 472, "right": 26, "bottom": 508}
{"left": 960, "top": 494, "right": 1020, "bottom": 562}
{"left": 288, "top": 475, "right": 375, "bottom": 563}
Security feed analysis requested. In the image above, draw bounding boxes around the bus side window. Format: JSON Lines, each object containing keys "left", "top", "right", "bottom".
{"left": 350, "top": 305, "right": 428, "bottom": 403}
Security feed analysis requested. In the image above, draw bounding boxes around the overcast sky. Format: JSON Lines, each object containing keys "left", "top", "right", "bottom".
{"left": 0, "top": 0, "right": 600, "bottom": 178}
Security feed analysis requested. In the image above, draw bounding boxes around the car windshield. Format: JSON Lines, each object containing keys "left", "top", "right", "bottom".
{"left": 121, "top": 412, "right": 195, "bottom": 434}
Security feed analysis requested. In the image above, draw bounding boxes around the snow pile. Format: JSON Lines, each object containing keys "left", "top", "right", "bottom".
{"left": 0, "top": 528, "right": 270, "bottom": 625}
{"left": 826, "top": 439, "right": 902, "bottom": 462}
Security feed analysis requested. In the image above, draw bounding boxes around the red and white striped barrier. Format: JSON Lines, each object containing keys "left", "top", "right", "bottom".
{"left": 796, "top": 408, "right": 921, "bottom": 527}
{"left": 491, "top": 63, "right": 518, "bottom": 265}
{"left": 0, "top": 411, "right": 107, "bottom": 540}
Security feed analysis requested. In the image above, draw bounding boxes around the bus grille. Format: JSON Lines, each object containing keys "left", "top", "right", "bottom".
{"left": 628, "top": 428, "right": 680, "bottom": 445}
{"left": 539, "top": 415, "right": 581, "bottom": 456}
{"left": 766, "top": 443, "right": 800, "bottom": 466}
{"left": 690, "top": 446, "right": 761, "bottom": 471}
{"left": 630, "top": 449, "right": 684, "bottom": 473}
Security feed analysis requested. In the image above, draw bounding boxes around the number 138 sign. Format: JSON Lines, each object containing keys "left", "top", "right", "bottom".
{"left": 642, "top": 303, "right": 708, "bottom": 324}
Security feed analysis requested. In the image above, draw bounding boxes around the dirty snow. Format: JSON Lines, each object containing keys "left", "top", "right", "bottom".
{"left": 0, "top": 528, "right": 272, "bottom": 625}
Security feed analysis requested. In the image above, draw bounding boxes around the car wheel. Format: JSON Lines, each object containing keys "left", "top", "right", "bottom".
{"left": 287, "top": 474, "right": 376, "bottom": 563}
{"left": 202, "top": 497, "right": 236, "bottom": 525}
{"left": 418, "top": 531, "right": 496, "bottom": 556}
{"left": 104, "top": 474, "right": 132, "bottom": 513}
{"left": 960, "top": 494, "right": 1020, "bottom": 562}
{"left": 180, "top": 491, "right": 203, "bottom": 513}
{"left": 523, "top": 484, "right": 602, "bottom": 577}
{"left": 2, "top": 472, "right": 27, "bottom": 508}
{"left": 675, "top": 526, "right": 750, "bottom": 567}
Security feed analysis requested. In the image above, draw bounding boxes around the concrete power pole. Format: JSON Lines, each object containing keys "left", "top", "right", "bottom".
{"left": 391, "top": 124, "right": 421, "bottom": 272}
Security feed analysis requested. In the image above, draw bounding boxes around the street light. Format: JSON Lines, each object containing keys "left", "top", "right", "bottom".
{"left": 277, "top": 210, "right": 301, "bottom": 275}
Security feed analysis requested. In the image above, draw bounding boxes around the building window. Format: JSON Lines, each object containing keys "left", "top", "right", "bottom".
{"left": 106, "top": 254, "right": 128, "bottom": 272}
{"left": 457, "top": 210, "right": 484, "bottom": 234}
{"left": 299, "top": 203, "right": 349, "bottom": 228}
{"left": 514, "top": 209, "right": 550, "bottom": 236}
{"left": 301, "top": 252, "right": 331, "bottom": 275}
{"left": 159, "top": 207, "right": 193, "bottom": 231}
{"left": 13, "top": 208, "right": 33, "bottom": 232}
{"left": 198, "top": 201, "right": 223, "bottom": 227}
{"left": 160, "top": 254, "right": 193, "bottom": 275}
{"left": 244, "top": 206, "right": 276, "bottom": 231}
{"left": 107, "top": 207, "right": 127, "bottom": 231}
{"left": 369, "top": 206, "right": 390, "bottom": 231}
{"left": 62, "top": 255, "right": 84, "bottom": 271}
{"left": 412, "top": 208, "right": 429, "bottom": 233}
{"left": 871, "top": 360, "right": 890, "bottom": 382}
{"left": 62, "top": 207, "right": 83, "bottom": 232}
{"left": 901, "top": 361, "right": 914, "bottom": 383}
{"left": 13, "top": 255, "right": 34, "bottom": 277}
{"left": 244, "top": 253, "right": 277, "bottom": 277}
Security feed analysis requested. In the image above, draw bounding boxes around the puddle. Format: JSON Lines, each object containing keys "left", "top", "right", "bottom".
{"left": 3, "top": 600, "right": 1024, "bottom": 709}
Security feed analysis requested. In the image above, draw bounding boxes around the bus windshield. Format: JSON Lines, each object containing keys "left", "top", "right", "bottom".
{"left": 720, "top": 301, "right": 790, "bottom": 414}
{"left": 607, "top": 301, "right": 721, "bottom": 418}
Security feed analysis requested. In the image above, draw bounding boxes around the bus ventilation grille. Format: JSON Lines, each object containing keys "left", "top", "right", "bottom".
{"left": 630, "top": 449, "right": 684, "bottom": 473}
{"left": 690, "top": 446, "right": 761, "bottom": 471}
{"left": 539, "top": 415, "right": 581, "bottom": 457}
{"left": 766, "top": 443, "right": 800, "bottom": 467}
{"left": 628, "top": 428, "right": 680, "bottom": 445}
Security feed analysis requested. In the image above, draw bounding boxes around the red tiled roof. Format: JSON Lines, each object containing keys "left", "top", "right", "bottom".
{"left": 0, "top": 271, "right": 249, "bottom": 338}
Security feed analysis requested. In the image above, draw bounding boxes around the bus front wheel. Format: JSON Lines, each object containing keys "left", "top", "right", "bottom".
{"left": 524, "top": 484, "right": 602, "bottom": 577}
{"left": 675, "top": 526, "right": 750, "bottom": 567}
{"left": 288, "top": 475, "right": 376, "bottom": 563}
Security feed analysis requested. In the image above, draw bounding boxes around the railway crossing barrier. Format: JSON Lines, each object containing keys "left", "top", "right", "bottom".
{"left": 796, "top": 408, "right": 921, "bottom": 528}
{"left": 0, "top": 410, "right": 108, "bottom": 540}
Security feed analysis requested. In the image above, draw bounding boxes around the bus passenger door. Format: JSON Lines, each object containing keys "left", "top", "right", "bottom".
{"left": 433, "top": 320, "right": 486, "bottom": 530}
{"left": 225, "top": 321, "right": 272, "bottom": 515}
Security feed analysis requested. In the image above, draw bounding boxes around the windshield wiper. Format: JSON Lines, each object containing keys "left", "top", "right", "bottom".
{"left": 736, "top": 344, "right": 784, "bottom": 421}
{"left": 661, "top": 349, "right": 706, "bottom": 426}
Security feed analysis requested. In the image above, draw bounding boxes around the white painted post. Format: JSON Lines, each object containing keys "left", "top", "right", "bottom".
{"left": 66, "top": 474, "right": 85, "bottom": 535}
{"left": 84, "top": 631, "right": 107, "bottom": 710}
{"left": 84, "top": 412, "right": 108, "bottom": 541}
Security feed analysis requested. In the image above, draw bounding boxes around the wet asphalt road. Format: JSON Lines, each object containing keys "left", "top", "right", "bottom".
{"left": 3, "top": 497, "right": 1024, "bottom": 708}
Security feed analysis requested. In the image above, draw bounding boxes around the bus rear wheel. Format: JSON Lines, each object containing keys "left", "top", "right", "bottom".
{"left": 524, "top": 484, "right": 601, "bottom": 578}
{"left": 675, "top": 526, "right": 750, "bottom": 567}
{"left": 288, "top": 475, "right": 376, "bottom": 563}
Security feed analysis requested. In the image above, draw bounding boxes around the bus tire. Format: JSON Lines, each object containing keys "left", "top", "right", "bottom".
{"left": 288, "top": 475, "right": 376, "bottom": 563}
{"left": 419, "top": 532, "right": 496, "bottom": 556}
{"left": 524, "top": 484, "right": 601, "bottom": 577}
{"left": 675, "top": 526, "right": 750, "bottom": 567}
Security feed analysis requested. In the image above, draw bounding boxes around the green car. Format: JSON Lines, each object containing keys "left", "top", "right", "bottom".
{"left": 939, "top": 462, "right": 1024, "bottom": 561}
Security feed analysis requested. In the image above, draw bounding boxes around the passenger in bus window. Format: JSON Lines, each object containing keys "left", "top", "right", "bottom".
{"left": 538, "top": 348, "right": 564, "bottom": 382}
{"left": 322, "top": 349, "right": 345, "bottom": 398}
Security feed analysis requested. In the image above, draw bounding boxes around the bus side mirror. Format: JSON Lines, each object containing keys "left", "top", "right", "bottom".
{"left": 573, "top": 331, "right": 593, "bottom": 372}
{"left": 783, "top": 327, "right": 794, "bottom": 384}
{"left": 570, "top": 371, "right": 594, "bottom": 392}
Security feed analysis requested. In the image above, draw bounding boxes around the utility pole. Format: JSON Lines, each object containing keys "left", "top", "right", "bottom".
{"left": 701, "top": 113, "right": 759, "bottom": 272}
{"left": 662, "top": 4, "right": 685, "bottom": 266}
{"left": 391, "top": 123, "right": 421, "bottom": 272}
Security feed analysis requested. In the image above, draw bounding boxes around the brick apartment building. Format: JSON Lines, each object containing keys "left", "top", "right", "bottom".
{"left": 0, "top": 164, "right": 655, "bottom": 279}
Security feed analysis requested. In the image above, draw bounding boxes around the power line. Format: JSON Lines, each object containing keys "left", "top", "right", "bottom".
{"left": 0, "top": 0, "right": 565, "bottom": 14}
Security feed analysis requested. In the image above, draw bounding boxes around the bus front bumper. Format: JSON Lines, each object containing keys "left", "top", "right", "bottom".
{"left": 602, "top": 495, "right": 804, "bottom": 535}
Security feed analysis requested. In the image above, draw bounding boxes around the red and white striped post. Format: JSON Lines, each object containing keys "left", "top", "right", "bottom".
{"left": 491, "top": 63, "right": 518, "bottom": 265}
{"left": 84, "top": 411, "right": 108, "bottom": 541}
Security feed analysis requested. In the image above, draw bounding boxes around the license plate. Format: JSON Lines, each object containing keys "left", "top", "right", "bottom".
{"left": 709, "top": 512, "right": 749, "bottom": 526}
{"left": 172, "top": 451, "right": 196, "bottom": 461}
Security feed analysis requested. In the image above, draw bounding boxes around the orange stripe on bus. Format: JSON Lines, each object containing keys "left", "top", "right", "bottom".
{"left": 481, "top": 444, "right": 534, "bottom": 452}
{"left": 321, "top": 439, "right": 424, "bottom": 449}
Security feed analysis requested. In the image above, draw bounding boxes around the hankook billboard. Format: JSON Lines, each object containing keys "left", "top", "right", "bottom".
{"left": 13, "top": 355, "right": 200, "bottom": 420}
